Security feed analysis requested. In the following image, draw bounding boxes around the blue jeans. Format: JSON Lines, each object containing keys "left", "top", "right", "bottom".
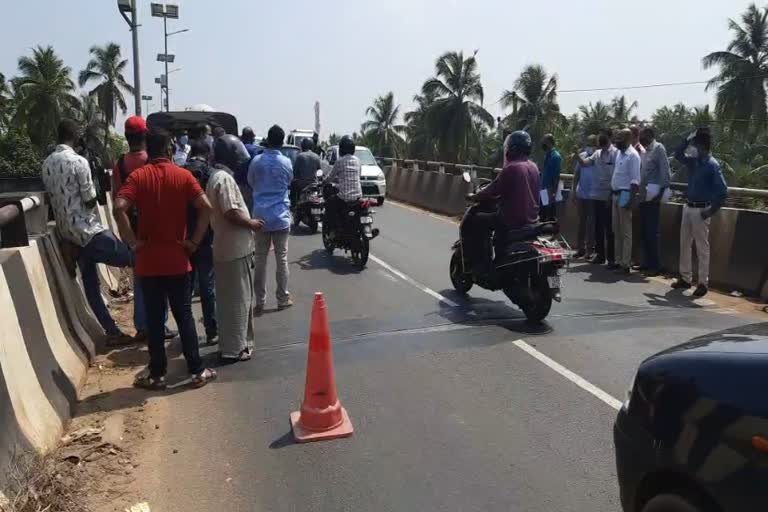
{"left": 141, "top": 274, "right": 203, "bottom": 378}
{"left": 133, "top": 274, "right": 169, "bottom": 333}
{"left": 78, "top": 231, "right": 133, "bottom": 335}
{"left": 190, "top": 244, "right": 217, "bottom": 338}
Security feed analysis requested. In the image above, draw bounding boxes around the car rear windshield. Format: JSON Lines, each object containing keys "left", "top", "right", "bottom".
{"left": 355, "top": 149, "right": 377, "bottom": 166}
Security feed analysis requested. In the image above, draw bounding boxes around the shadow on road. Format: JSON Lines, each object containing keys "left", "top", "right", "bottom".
{"left": 269, "top": 431, "right": 296, "bottom": 450}
{"left": 436, "top": 289, "right": 554, "bottom": 336}
{"left": 291, "top": 249, "right": 364, "bottom": 275}
{"left": 576, "top": 263, "right": 650, "bottom": 285}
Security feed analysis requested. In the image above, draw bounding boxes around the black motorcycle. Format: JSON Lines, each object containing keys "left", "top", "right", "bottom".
{"left": 449, "top": 174, "right": 572, "bottom": 323}
{"left": 292, "top": 175, "right": 325, "bottom": 234}
{"left": 321, "top": 183, "right": 380, "bottom": 269}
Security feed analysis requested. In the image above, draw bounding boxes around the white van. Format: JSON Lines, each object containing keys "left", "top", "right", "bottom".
{"left": 286, "top": 129, "right": 315, "bottom": 148}
{"left": 327, "top": 145, "right": 386, "bottom": 206}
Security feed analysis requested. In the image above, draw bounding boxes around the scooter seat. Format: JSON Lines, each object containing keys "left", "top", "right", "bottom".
{"left": 495, "top": 222, "right": 559, "bottom": 243}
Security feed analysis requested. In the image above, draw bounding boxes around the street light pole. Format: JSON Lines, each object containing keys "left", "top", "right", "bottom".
{"left": 163, "top": 15, "right": 169, "bottom": 111}
{"left": 118, "top": 0, "right": 142, "bottom": 116}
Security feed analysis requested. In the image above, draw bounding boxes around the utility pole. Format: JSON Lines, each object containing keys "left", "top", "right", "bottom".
{"left": 118, "top": 0, "right": 142, "bottom": 116}
{"left": 163, "top": 16, "right": 169, "bottom": 111}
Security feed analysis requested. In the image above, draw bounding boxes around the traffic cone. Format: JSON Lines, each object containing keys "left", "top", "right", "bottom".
{"left": 290, "top": 292, "right": 354, "bottom": 442}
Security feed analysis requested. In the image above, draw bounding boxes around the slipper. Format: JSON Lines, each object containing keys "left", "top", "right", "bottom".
{"left": 134, "top": 372, "right": 167, "bottom": 390}
{"left": 220, "top": 348, "right": 253, "bottom": 364}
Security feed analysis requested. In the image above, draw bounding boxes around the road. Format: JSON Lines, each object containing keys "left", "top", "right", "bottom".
{"left": 132, "top": 201, "right": 757, "bottom": 512}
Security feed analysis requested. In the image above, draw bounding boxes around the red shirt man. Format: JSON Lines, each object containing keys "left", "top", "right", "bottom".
{"left": 113, "top": 116, "right": 149, "bottom": 192}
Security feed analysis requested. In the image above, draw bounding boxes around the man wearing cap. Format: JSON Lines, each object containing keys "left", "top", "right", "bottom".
{"left": 43, "top": 119, "right": 133, "bottom": 346}
{"left": 672, "top": 128, "right": 728, "bottom": 297}
{"left": 113, "top": 116, "right": 175, "bottom": 342}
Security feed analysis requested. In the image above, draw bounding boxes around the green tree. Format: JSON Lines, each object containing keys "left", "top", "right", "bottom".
{"left": 578, "top": 101, "right": 613, "bottom": 137}
{"left": 703, "top": 3, "right": 768, "bottom": 137}
{"left": 500, "top": 64, "right": 562, "bottom": 146}
{"left": 78, "top": 43, "right": 134, "bottom": 155}
{"left": 13, "top": 45, "right": 78, "bottom": 148}
{"left": 404, "top": 91, "right": 437, "bottom": 160}
{"left": 610, "top": 95, "right": 639, "bottom": 126}
{"left": 327, "top": 133, "right": 341, "bottom": 146}
{"left": 361, "top": 92, "right": 405, "bottom": 157}
{"left": 0, "top": 73, "right": 12, "bottom": 134}
{"left": 421, "top": 50, "right": 494, "bottom": 162}
{"left": 0, "top": 130, "right": 44, "bottom": 178}
{"left": 72, "top": 93, "right": 107, "bottom": 163}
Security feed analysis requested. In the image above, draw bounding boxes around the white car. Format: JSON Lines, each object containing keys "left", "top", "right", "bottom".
{"left": 327, "top": 145, "right": 387, "bottom": 206}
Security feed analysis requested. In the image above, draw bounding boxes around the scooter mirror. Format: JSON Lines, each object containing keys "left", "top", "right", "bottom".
{"left": 462, "top": 171, "right": 471, "bottom": 183}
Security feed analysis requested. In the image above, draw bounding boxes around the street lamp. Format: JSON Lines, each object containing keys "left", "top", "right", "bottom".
{"left": 117, "top": 0, "right": 142, "bottom": 116}
{"left": 151, "top": 3, "right": 187, "bottom": 112}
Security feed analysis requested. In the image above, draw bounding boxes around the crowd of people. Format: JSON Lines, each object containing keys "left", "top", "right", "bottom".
{"left": 532, "top": 125, "right": 727, "bottom": 298}
{"left": 42, "top": 116, "right": 364, "bottom": 390}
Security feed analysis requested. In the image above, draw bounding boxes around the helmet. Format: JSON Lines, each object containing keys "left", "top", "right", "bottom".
{"left": 301, "top": 138, "right": 313, "bottom": 151}
{"left": 504, "top": 130, "right": 532, "bottom": 155}
{"left": 214, "top": 134, "right": 250, "bottom": 170}
{"left": 339, "top": 135, "right": 355, "bottom": 157}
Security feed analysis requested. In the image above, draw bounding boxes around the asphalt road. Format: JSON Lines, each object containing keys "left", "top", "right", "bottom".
{"left": 132, "top": 201, "right": 758, "bottom": 512}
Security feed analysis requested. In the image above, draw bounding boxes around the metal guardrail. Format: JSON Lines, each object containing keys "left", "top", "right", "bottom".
{"left": 377, "top": 157, "right": 768, "bottom": 201}
{"left": 0, "top": 196, "right": 42, "bottom": 248}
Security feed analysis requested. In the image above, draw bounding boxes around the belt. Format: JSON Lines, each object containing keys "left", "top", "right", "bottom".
{"left": 612, "top": 189, "right": 629, "bottom": 195}
{"left": 687, "top": 201, "right": 710, "bottom": 208}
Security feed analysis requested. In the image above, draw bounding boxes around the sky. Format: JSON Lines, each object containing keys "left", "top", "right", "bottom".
{"left": 0, "top": 0, "right": 758, "bottom": 138}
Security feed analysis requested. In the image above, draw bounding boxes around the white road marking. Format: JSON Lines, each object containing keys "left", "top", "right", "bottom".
{"left": 368, "top": 251, "right": 624, "bottom": 411}
{"left": 512, "top": 339, "right": 623, "bottom": 411}
{"left": 369, "top": 254, "right": 460, "bottom": 307}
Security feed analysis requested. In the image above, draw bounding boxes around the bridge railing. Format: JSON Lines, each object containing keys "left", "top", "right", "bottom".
{"left": 0, "top": 195, "right": 42, "bottom": 248}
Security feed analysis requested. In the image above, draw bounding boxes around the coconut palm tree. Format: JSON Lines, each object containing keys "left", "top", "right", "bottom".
{"left": 703, "top": 3, "right": 768, "bottom": 137}
{"left": 610, "top": 95, "right": 639, "bottom": 126}
{"left": 73, "top": 93, "right": 107, "bottom": 161}
{"left": 579, "top": 101, "right": 613, "bottom": 137}
{"left": 421, "top": 50, "right": 494, "bottom": 163}
{"left": 361, "top": 92, "right": 405, "bottom": 157}
{"left": 78, "top": 42, "right": 134, "bottom": 154}
{"left": 500, "top": 64, "right": 562, "bottom": 142}
{"left": 0, "top": 73, "right": 11, "bottom": 134}
{"left": 404, "top": 91, "right": 437, "bottom": 160}
{"left": 13, "top": 45, "right": 78, "bottom": 148}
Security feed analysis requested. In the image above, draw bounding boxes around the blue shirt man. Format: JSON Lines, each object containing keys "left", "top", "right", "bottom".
{"left": 674, "top": 138, "right": 728, "bottom": 212}
{"left": 541, "top": 136, "right": 562, "bottom": 194}
{"left": 248, "top": 148, "right": 293, "bottom": 232}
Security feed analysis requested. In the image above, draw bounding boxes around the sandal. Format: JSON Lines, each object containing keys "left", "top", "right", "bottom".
{"left": 133, "top": 371, "right": 167, "bottom": 390}
{"left": 190, "top": 368, "right": 217, "bottom": 388}
{"left": 220, "top": 348, "right": 253, "bottom": 364}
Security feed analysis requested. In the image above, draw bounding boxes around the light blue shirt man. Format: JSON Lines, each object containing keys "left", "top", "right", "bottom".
{"left": 247, "top": 149, "right": 293, "bottom": 231}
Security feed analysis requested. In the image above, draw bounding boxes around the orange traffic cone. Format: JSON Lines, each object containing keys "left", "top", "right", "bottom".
{"left": 290, "top": 292, "right": 354, "bottom": 442}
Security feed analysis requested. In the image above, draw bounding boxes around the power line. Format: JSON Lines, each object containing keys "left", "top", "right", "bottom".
{"left": 559, "top": 79, "right": 713, "bottom": 93}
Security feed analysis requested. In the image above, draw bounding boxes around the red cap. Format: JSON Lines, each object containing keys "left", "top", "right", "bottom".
{"left": 124, "top": 116, "right": 148, "bottom": 135}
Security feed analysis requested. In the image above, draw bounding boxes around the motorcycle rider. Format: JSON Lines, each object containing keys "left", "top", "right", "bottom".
{"left": 324, "top": 135, "right": 362, "bottom": 238}
{"left": 465, "top": 131, "right": 541, "bottom": 272}
{"left": 291, "top": 138, "right": 322, "bottom": 207}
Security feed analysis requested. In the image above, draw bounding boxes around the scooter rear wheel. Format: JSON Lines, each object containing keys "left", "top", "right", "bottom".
{"left": 351, "top": 236, "right": 369, "bottom": 269}
{"left": 322, "top": 222, "right": 334, "bottom": 254}
{"left": 450, "top": 250, "right": 473, "bottom": 294}
{"left": 517, "top": 275, "right": 552, "bottom": 324}
{"left": 308, "top": 216, "right": 319, "bottom": 234}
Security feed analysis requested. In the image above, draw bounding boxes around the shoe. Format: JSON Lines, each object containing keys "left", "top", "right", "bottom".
{"left": 164, "top": 327, "right": 178, "bottom": 340}
{"left": 134, "top": 371, "right": 167, "bottom": 390}
{"left": 105, "top": 333, "right": 134, "bottom": 347}
{"left": 588, "top": 256, "right": 606, "bottom": 265}
{"left": 606, "top": 263, "right": 620, "bottom": 270}
{"left": 671, "top": 279, "right": 692, "bottom": 290}
{"left": 190, "top": 368, "right": 217, "bottom": 389}
{"left": 278, "top": 299, "right": 294, "bottom": 311}
{"left": 575, "top": 250, "right": 586, "bottom": 259}
{"left": 255, "top": 304, "right": 264, "bottom": 316}
{"left": 643, "top": 269, "right": 661, "bottom": 278}
{"left": 692, "top": 284, "right": 709, "bottom": 298}
{"left": 206, "top": 335, "right": 219, "bottom": 346}
{"left": 631, "top": 264, "right": 647, "bottom": 272}
{"left": 614, "top": 266, "right": 631, "bottom": 275}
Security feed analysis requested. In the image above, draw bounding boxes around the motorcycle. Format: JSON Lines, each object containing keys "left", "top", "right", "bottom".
{"left": 292, "top": 171, "right": 325, "bottom": 234}
{"left": 321, "top": 183, "right": 380, "bottom": 269}
{"left": 449, "top": 173, "right": 572, "bottom": 323}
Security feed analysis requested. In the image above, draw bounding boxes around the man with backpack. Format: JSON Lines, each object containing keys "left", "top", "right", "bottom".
{"left": 184, "top": 140, "right": 219, "bottom": 345}
{"left": 113, "top": 116, "right": 174, "bottom": 342}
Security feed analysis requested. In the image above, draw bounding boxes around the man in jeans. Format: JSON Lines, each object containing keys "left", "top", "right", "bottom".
{"left": 247, "top": 125, "right": 294, "bottom": 313}
{"left": 114, "top": 130, "right": 217, "bottom": 390}
{"left": 637, "top": 127, "right": 671, "bottom": 277}
{"left": 42, "top": 119, "right": 133, "bottom": 345}
{"left": 671, "top": 128, "right": 728, "bottom": 298}
{"left": 184, "top": 140, "right": 218, "bottom": 345}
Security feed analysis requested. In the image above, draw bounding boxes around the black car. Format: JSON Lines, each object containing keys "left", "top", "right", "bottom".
{"left": 614, "top": 323, "right": 768, "bottom": 512}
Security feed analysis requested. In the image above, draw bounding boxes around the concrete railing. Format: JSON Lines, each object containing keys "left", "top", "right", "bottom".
{"left": 380, "top": 160, "right": 768, "bottom": 299}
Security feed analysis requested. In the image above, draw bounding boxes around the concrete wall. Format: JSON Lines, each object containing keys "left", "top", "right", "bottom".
{"left": 0, "top": 234, "right": 95, "bottom": 482}
{"left": 385, "top": 167, "right": 768, "bottom": 298}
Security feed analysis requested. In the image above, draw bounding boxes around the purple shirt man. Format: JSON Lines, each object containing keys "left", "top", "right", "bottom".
{"left": 475, "top": 157, "right": 541, "bottom": 228}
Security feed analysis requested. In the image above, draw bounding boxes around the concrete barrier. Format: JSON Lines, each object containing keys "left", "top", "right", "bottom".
{"left": 0, "top": 236, "right": 93, "bottom": 478}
